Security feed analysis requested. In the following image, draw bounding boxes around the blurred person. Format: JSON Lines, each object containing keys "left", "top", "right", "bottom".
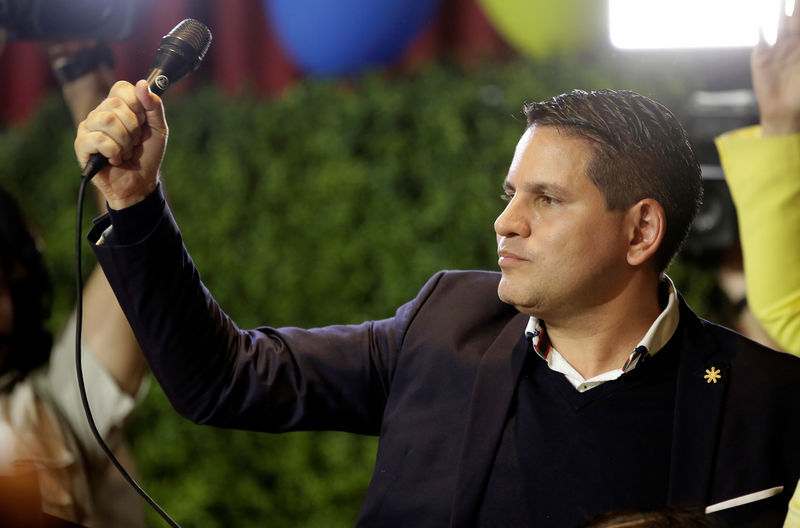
{"left": 715, "top": 4, "right": 800, "bottom": 527}
{"left": 74, "top": 78, "right": 800, "bottom": 526}
{"left": 716, "top": 242, "right": 781, "bottom": 349}
{"left": 0, "top": 30, "right": 147, "bottom": 527}
{"left": 715, "top": 4, "right": 800, "bottom": 355}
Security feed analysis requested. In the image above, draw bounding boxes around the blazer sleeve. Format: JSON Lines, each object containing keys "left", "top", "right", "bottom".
{"left": 89, "top": 195, "right": 441, "bottom": 436}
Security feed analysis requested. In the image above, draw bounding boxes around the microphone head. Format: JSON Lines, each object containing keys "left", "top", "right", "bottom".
{"left": 146, "top": 18, "right": 212, "bottom": 95}
{"left": 163, "top": 18, "right": 212, "bottom": 70}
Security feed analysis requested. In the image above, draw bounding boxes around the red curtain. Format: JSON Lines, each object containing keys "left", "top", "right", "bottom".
{"left": 0, "top": 0, "right": 509, "bottom": 124}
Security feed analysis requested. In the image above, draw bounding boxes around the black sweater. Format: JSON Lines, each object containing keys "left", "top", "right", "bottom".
{"left": 478, "top": 339, "right": 679, "bottom": 527}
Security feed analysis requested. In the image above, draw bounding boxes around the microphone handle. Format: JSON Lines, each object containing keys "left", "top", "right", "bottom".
{"left": 81, "top": 153, "right": 110, "bottom": 180}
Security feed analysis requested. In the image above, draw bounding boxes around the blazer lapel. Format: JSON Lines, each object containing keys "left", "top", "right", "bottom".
{"left": 668, "top": 300, "right": 730, "bottom": 507}
{"left": 450, "top": 312, "right": 528, "bottom": 528}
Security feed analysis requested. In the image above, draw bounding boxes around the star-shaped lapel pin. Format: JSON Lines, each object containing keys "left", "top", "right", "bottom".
{"left": 704, "top": 366, "right": 722, "bottom": 384}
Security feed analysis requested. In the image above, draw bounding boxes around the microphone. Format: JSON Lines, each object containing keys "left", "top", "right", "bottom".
{"left": 145, "top": 18, "right": 213, "bottom": 96}
{"left": 81, "top": 18, "right": 212, "bottom": 179}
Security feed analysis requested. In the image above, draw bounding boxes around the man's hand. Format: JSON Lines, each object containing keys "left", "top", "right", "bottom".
{"left": 74, "top": 79, "right": 167, "bottom": 210}
{"left": 752, "top": 5, "right": 800, "bottom": 136}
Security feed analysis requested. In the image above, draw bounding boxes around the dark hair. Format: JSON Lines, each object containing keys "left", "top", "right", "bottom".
{"left": 581, "top": 508, "right": 722, "bottom": 528}
{"left": 524, "top": 89, "right": 703, "bottom": 272}
{"left": 0, "top": 185, "right": 53, "bottom": 378}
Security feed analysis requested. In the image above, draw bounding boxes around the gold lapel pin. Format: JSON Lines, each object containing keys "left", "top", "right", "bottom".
{"left": 704, "top": 367, "right": 722, "bottom": 384}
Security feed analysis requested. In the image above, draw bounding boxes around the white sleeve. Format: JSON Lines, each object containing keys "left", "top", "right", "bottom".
{"left": 30, "top": 312, "right": 149, "bottom": 467}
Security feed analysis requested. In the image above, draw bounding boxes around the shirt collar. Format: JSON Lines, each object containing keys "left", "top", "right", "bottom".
{"left": 525, "top": 276, "right": 680, "bottom": 391}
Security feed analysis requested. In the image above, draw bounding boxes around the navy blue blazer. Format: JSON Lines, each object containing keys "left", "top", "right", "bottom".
{"left": 91, "top": 198, "right": 800, "bottom": 527}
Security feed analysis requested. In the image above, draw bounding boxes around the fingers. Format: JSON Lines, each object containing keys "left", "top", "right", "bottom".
{"left": 778, "top": 0, "right": 800, "bottom": 42}
{"left": 757, "top": 25, "right": 769, "bottom": 50}
{"left": 779, "top": 4, "right": 790, "bottom": 41}
{"left": 789, "top": 0, "right": 800, "bottom": 33}
{"left": 76, "top": 80, "right": 145, "bottom": 166}
{"left": 109, "top": 79, "right": 147, "bottom": 127}
{"left": 134, "top": 79, "right": 167, "bottom": 134}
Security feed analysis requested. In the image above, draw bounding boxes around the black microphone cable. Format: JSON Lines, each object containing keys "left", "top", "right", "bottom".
{"left": 72, "top": 17, "right": 211, "bottom": 528}
{"left": 75, "top": 174, "right": 182, "bottom": 528}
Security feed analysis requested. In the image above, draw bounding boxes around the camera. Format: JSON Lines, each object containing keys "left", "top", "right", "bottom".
{"left": 680, "top": 90, "right": 759, "bottom": 262}
{"left": 0, "top": 0, "right": 139, "bottom": 41}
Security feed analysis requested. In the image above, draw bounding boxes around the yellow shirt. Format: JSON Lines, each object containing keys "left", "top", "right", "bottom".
{"left": 715, "top": 126, "right": 800, "bottom": 354}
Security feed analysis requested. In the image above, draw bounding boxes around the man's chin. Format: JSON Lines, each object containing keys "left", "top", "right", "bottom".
{"left": 497, "top": 281, "right": 541, "bottom": 316}
{"left": 497, "top": 281, "right": 525, "bottom": 308}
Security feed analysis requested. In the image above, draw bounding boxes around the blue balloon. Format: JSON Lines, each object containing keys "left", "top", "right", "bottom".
{"left": 266, "top": 0, "right": 443, "bottom": 76}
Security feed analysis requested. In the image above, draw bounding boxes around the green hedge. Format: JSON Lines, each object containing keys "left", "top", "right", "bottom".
{"left": 0, "top": 56, "right": 721, "bottom": 527}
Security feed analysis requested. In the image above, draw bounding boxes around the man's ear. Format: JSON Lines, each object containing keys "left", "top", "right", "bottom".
{"left": 626, "top": 198, "right": 665, "bottom": 267}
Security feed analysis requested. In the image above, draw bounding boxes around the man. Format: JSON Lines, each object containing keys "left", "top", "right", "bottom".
{"left": 0, "top": 30, "right": 148, "bottom": 527}
{"left": 74, "top": 81, "right": 800, "bottom": 527}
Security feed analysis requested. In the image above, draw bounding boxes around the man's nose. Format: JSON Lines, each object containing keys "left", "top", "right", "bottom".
{"left": 494, "top": 197, "right": 529, "bottom": 238}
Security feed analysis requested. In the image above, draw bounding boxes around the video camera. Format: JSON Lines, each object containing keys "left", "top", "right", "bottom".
{"left": 0, "top": 0, "right": 139, "bottom": 41}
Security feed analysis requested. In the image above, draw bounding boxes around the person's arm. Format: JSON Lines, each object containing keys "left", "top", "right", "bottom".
{"left": 79, "top": 266, "right": 146, "bottom": 395}
{"left": 715, "top": 7, "right": 800, "bottom": 354}
{"left": 46, "top": 41, "right": 116, "bottom": 127}
{"left": 49, "top": 44, "right": 146, "bottom": 396}
{"left": 74, "top": 83, "right": 410, "bottom": 432}
{"left": 83, "top": 187, "right": 404, "bottom": 433}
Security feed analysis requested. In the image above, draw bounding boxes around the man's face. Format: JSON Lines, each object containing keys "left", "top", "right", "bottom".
{"left": 494, "top": 125, "right": 632, "bottom": 319}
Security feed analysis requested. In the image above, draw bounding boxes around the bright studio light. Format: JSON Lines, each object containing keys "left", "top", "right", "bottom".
{"left": 609, "top": 0, "right": 795, "bottom": 49}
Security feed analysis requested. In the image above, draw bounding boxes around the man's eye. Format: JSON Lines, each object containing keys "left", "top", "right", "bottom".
{"left": 537, "top": 195, "right": 555, "bottom": 205}
{"left": 500, "top": 193, "right": 514, "bottom": 202}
